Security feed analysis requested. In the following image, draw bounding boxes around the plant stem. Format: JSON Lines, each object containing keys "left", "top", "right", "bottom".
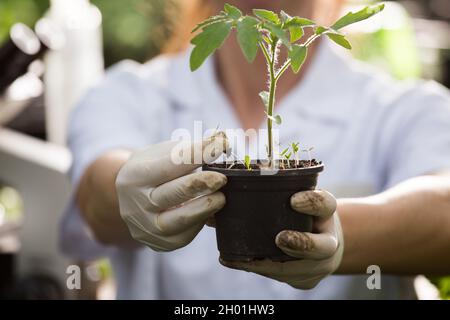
{"left": 266, "top": 41, "right": 277, "bottom": 166}
{"left": 259, "top": 42, "right": 271, "bottom": 64}
{"left": 304, "top": 33, "right": 321, "bottom": 48}
{"left": 275, "top": 59, "right": 291, "bottom": 82}
{"left": 258, "top": 29, "right": 325, "bottom": 167}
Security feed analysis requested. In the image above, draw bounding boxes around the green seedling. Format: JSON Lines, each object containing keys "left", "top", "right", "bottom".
{"left": 291, "top": 142, "right": 300, "bottom": 167}
{"left": 280, "top": 146, "right": 291, "bottom": 169}
{"left": 244, "top": 155, "right": 252, "bottom": 171}
{"left": 302, "top": 147, "right": 314, "bottom": 166}
{"left": 280, "top": 147, "right": 289, "bottom": 157}
{"left": 285, "top": 151, "right": 292, "bottom": 168}
{"left": 280, "top": 142, "right": 300, "bottom": 168}
{"left": 191, "top": 3, "right": 384, "bottom": 168}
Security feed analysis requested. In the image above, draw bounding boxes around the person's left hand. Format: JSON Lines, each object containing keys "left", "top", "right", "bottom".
{"left": 220, "top": 190, "right": 344, "bottom": 290}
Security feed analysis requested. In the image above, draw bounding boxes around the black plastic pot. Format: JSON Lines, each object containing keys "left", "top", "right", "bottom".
{"left": 203, "top": 162, "right": 324, "bottom": 262}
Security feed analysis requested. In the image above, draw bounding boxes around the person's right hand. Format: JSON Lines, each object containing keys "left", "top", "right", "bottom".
{"left": 115, "top": 132, "right": 229, "bottom": 252}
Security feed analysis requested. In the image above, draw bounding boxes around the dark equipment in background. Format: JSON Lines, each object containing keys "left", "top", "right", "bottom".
{"left": 0, "top": 20, "right": 65, "bottom": 299}
{"left": 0, "top": 24, "right": 47, "bottom": 94}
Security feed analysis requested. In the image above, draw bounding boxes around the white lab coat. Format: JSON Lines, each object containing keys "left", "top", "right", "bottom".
{"left": 61, "top": 40, "right": 450, "bottom": 299}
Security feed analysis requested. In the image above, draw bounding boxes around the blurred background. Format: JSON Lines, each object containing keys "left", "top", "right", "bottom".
{"left": 0, "top": 0, "right": 449, "bottom": 299}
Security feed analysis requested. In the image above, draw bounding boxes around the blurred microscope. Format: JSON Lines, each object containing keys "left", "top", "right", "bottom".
{"left": 0, "top": 23, "right": 48, "bottom": 139}
{"left": 0, "top": 0, "right": 103, "bottom": 299}
{"left": 0, "top": 0, "right": 103, "bottom": 142}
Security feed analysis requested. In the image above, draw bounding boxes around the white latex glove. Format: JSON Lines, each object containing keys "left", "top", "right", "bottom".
{"left": 221, "top": 190, "right": 344, "bottom": 290}
{"left": 116, "top": 132, "right": 229, "bottom": 252}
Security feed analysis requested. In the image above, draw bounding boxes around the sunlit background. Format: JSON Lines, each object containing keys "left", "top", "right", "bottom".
{"left": 0, "top": 0, "right": 449, "bottom": 299}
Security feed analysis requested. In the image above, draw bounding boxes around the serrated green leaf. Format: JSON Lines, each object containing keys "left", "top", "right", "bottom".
{"left": 237, "top": 16, "right": 261, "bottom": 62}
{"left": 253, "top": 9, "right": 280, "bottom": 24}
{"left": 332, "top": 4, "right": 385, "bottom": 30}
{"left": 192, "top": 15, "right": 228, "bottom": 33}
{"left": 259, "top": 91, "right": 270, "bottom": 110}
{"left": 315, "top": 26, "right": 352, "bottom": 49}
{"left": 284, "top": 17, "right": 316, "bottom": 28}
{"left": 224, "top": 3, "right": 242, "bottom": 20}
{"left": 288, "top": 44, "right": 307, "bottom": 73}
{"left": 263, "top": 22, "right": 291, "bottom": 48}
{"left": 190, "top": 21, "right": 233, "bottom": 71}
{"left": 289, "top": 26, "right": 304, "bottom": 43}
{"left": 327, "top": 33, "right": 352, "bottom": 49}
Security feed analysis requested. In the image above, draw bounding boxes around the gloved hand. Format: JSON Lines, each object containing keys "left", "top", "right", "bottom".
{"left": 116, "top": 132, "right": 229, "bottom": 252}
{"left": 221, "top": 190, "right": 343, "bottom": 290}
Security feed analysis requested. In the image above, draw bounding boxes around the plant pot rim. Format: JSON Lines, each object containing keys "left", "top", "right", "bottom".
{"left": 203, "top": 162, "right": 324, "bottom": 177}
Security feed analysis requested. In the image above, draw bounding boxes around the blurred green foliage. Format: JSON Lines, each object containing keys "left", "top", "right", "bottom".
{"left": 0, "top": 0, "right": 49, "bottom": 44}
{"left": 350, "top": 27, "right": 422, "bottom": 80}
{"left": 0, "top": 186, "right": 23, "bottom": 222}
{"left": 349, "top": 2, "right": 422, "bottom": 80}
{"left": 0, "top": 0, "right": 175, "bottom": 66}
{"left": 431, "top": 277, "right": 450, "bottom": 300}
{"left": 92, "top": 0, "right": 175, "bottom": 66}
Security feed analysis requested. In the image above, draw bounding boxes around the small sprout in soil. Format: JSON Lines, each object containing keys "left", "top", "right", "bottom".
{"left": 302, "top": 147, "right": 315, "bottom": 166}
{"left": 280, "top": 146, "right": 289, "bottom": 158}
{"left": 280, "top": 142, "right": 300, "bottom": 168}
{"left": 291, "top": 142, "right": 300, "bottom": 167}
{"left": 244, "top": 155, "right": 252, "bottom": 171}
{"left": 284, "top": 151, "right": 292, "bottom": 168}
